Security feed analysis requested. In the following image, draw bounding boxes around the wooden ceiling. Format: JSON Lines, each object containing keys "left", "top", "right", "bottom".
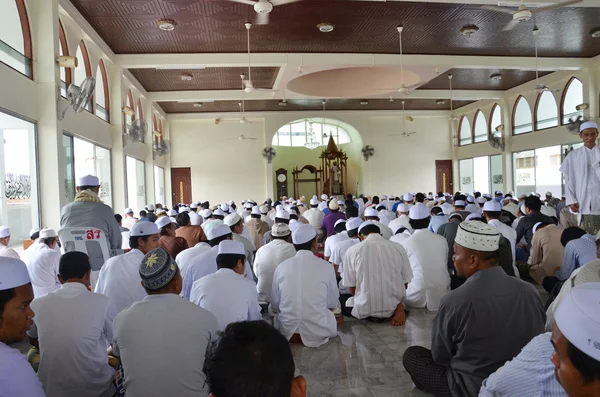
{"left": 128, "top": 67, "right": 279, "bottom": 91}
{"left": 158, "top": 98, "right": 474, "bottom": 113}
{"left": 418, "top": 69, "right": 553, "bottom": 91}
{"left": 70, "top": 1, "right": 600, "bottom": 57}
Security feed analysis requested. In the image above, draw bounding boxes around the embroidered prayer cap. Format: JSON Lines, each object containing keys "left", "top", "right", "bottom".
{"left": 396, "top": 204, "right": 410, "bottom": 213}
{"left": 272, "top": 223, "right": 291, "bottom": 237}
{"left": 334, "top": 219, "right": 346, "bottom": 227}
{"left": 168, "top": 209, "right": 178, "bottom": 216}
{"left": 555, "top": 282, "right": 600, "bottom": 361}
{"left": 201, "top": 209, "right": 213, "bottom": 218}
{"left": 409, "top": 205, "right": 430, "bottom": 220}
{"left": 455, "top": 220, "right": 500, "bottom": 252}
{"left": 0, "top": 258, "right": 30, "bottom": 291}
{"left": 77, "top": 175, "right": 99, "bottom": 187}
{"left": 139, "top": 248, "right": 177, "bottom": 291}
{"left": 483, "top": 200, "right": 502, "bottom": 212}
{"left": 329, "top": 200, "right": 339, "bottom": 210}
{"left": 580, "top": 121, "right": 598, "bottom": 132}
{"left": 125, "top": 208, "right": 134, "bottom": 214}
{"left": 310, "top": 196, "right": 319, "bottom": 205}
{"left": 224, "top": 213, "right": 242, "bottom": 226}
{"left": 39, "top": 228, "right": 57, "bottom": 239}
{"left": 364, "top": 208, "right": 379, "bottom": 218}
{"left": 0, "top": 227, "right": 10, "bottom": 238}
{"left": 275, "top": 210, "right": 290, "bottom": 220}
{"left": 130, "top": 222, "right": 159, "bottom": 237}
{"left": 573, "top": 260, "right": 600, "bottom": 286}
{"left": 207, "top": 225, "right": 232, "bottom": 240}
{"left": 155, "top": 217, "right": 171, "bottom": 229}
{"left": 218, "top": 240, "right": 245, "bottom": 256}
{"left": 251, "top": 206, "right": 262, "bottom": 216}
{"left": 403, "top": 193, "right": 414, "bottom": 201}
{"left": 346, "top": 217, "right": 362, "bottom": 231}
{"left": 292, "top": 224, "right": 316, "bottom": 245}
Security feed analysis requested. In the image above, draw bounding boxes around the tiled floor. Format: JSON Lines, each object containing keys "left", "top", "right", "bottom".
{"left": 292, "top": 309, "right": 436, "bottom": 397}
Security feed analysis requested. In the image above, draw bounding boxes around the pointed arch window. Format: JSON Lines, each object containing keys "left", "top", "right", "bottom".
{"left": 535, "top": 91, "right": 558, "bottom": 130}
{"left": 561, "top": 77, "right": 584, "bottom": 124}
{"left": 0, "top": 0, "right": 32, "bottom": 77}
{"left": 95, "top": 60, "right": 109, "bottom": 121}
{"left": 459, "top": 116, "right": 472, "bottom": 146}
{"left": 74, "top": 41, "right": 92, "bottom": 111}
{"left": 513, "top": 96, "right": 532, "bottom": 135}
{"left": 489, "top": 104, "right": 502, "bottom": 135}
{"left": 473, "top": 111, "right": 487, "bottom": 143}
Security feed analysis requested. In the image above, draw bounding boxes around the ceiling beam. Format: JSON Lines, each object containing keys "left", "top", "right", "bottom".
{"left": 376, "top": 0, "right": 599, "bottom": 5}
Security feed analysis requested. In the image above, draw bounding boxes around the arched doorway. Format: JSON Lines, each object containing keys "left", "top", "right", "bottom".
{"left": 270, "top": 117, "right": 363, "bottom": 199}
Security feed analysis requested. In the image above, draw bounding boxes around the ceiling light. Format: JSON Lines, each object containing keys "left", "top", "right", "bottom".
{"left": 180, "top": 73, "right": 193, "bottom": 81}
{"left": 193, "top": 103, "right": 202, "bottom": 108}
{"left": 317, "top": 23, "right": 335, "bottom": 33}
{"left": 460, "top": 25, "right": 479, "bottom": 36}
{"left": 158, "top": 19, "right": 176, "bottom": 31}
{"left": 490, "top": 73, "right": 502, "bottom": 82}
{"left": 360, "top": 100, "right": 369, "bottom": 105}
{"left": 436, "top": 100, "right": 445, "bottom": 105}
{"left": 592, "top": 28, "right": 600, "bottom": 38}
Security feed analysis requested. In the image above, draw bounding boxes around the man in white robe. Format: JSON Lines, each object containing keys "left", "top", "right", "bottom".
{"left": 364, "top": 207, "right": 393, "bottom": 239}
{"left": 225, "top": 213, "right": 256, "bottom": 268}
{"left": 389, "top": 204, "right": 413, "bottom": 235}
{"left": 324, "top": 219, "right": 349, "bottom": 261}
{"left": 27, "top": 228, "right": 61, "bottom": 298}
{"left": 303, "top": 196, "right": 324, "bottom": 231}
{"left": 560, "top": 121, "right": 600, "bottom": 234}
{"left": 175, "top": 241, "right": 211, "bottom": 280}
{"left": 122, "top": 208, "right": 138, "bottom": 230}
{"left": 0, "top": 227, "right": 20, "bottom": 259}
{"left": 94, "top": 222, "right": 159, "bottom": 313}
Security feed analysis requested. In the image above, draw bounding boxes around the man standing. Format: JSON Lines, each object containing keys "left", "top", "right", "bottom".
{"left": 321, "top": 200, "right": 346, "bottom": 237}
{"left": 342, "top": 222, "right": 413, "bottom": 326}
{"left": 27, "top": 228, "right": 61, "bottom": 298}
{"left": 30, "top": 252, "right": 116, "bottom": 397}
{"left": 560, "top": 121, "right": 600, "bottom": 234}
{"left": 188, "top": 202, "right": 202, "bottom": 226}
{"left": 0, "top": 227, "right": 19, "bottom": 259}
{"left": 245, "top": 206, "right": 270, "bottom": 250}
{"left": 122, "top": 208, "right": 138, "bottom": 230}
{"left": 60, "top": 175, "right": 122, "bottom": 252}
{"left": 189, "top": 241, "right": 261, "bottom": 330}
{"left": 403, "top": 221, "right": 545, "bottom": 397}
{"left": 113, "top": 248, "right": 219, "bottom": 397}
{"left": 272, "top": 224, "right": 339, "bottom": 347}
{"left": 94, "top": 221, "right": 159, "bottom": 313}
{"left": 0, "top": 258, "right": 45, "bottom": 397}
{"left": 303, "top": 196, "right": 324, "bottom": 231}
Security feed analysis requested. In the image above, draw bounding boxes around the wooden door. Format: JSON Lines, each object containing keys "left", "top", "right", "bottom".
{"left": 171, "top": 167, "right": 192, "bottom": 205}
{"left": 435, "top": 160, "right": 453, "bottom": 193}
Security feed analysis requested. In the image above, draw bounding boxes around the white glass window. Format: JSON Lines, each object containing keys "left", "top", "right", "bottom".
{"left": 272, "top": 118, "right": 352, "bottom": 147}
{"left": 473, "top": 156, "right": 490, "bottom": 193}
{"left": 473, "top": 112, "right": 488, "bottom": 143}
{"left": 126, "top": 156, "right": 145, "bottom": 213}
{"left": 490, "top": 155, "right": 503, "bottom": 194}
{"left": 513, "top": 150, "right": 535, "bottom": 197}
{"left": 59, "top": 39, "right": 67, "bottom": 97}
{"left": 459, "top": 159, "right": 474, "bottom": 193}
{"left": 513, "top": 146, "right": 561, "bottom": 198}
{"left": 125, "top": 92, "right": 134, "bottom": 133}
{"left": 513, "top": 97, "right": 533, "bottom": 135}
{"left": 536, "top": 91, "right": 558, "bottom": 130}
{"left": 0, "top": 0, "right": 29, "bottom": 76}
{"left": 95, "top": 146, "right": 112, "bottom": 208}
{"left": 490, "top": 104, "right": 502, "bottom": 132}
{"left": 0, "top": 110, "right": 39, "bottom": 247}
{"left": 74, "top": 43, "right": 88, "bottom": 87}
{"left": 63, "top": 135, "right": 75, "bottom": 202}
{"left": 459, "top": 117, "right": 472, "bottom": 146}
{"left": 154, "top": 166, "right": 165, "bottom": 206}
{"left": 562, "top": 78, "right": 584, "bottom": 124}
{"left": 95, "top": 62, "right": 108, "bottom": 121}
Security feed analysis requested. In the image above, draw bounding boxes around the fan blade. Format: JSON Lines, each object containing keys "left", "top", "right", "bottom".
{"left": 246, "top": 137, "right": 258, "bottom": 140}
{"left": 535, "top": 0, "right": 582, "bottom": 13}
{"left": 481, "top": 5, "right": 516, "bottom": 14}
{"left": 271, "top": 0, "right": 302, "bottom": 5}
{"left": 255, "top": 12, "right": 269, "bottom": 25}
{"left": 228, "top": 0, "right": 257, "bottom": 5}
{"left": 502, "top": 18, "right": 520, "bottom": 31}
{"left": 243, "top": 79, "right": 253, "bottom": 89}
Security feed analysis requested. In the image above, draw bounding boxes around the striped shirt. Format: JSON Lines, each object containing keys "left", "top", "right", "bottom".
{"left": 342, "top": 233, "right": 413, "bottom": 319}
{"left": 555, "top": 234, "right": 597, "bottom": 281}
{"left": 479, "top": 333, "right": 566, "bottom": 397}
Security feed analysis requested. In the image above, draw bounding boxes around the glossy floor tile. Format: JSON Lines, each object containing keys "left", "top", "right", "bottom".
{"left": 292, "top": 309, "right": 436, "bottom": 397}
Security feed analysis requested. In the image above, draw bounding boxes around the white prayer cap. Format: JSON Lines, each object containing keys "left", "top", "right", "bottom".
{"left": 396, "top": 203, "right": 410, "bottom": 213}
{"left": 334, "top": 219, "right": 346, "bottom": 228}
{"left": 483, "top": 200, "right": 502, "bottom": 212}
{"left": 337, "top": 200, "right": 344, "bottom": 206}
{"left": 220, "top": 203, "right": 229, "bottom": 212}
{"left": 580, "top": 121, "right": 598, "bottom": 132}
{"left": 145, "top": 204, "right": 155, "bottom": 211}
{"left": 39, "top": 228, "right": 57, "bottom": 239}
{"left": 77, "top": 174, "right": 99, "bottom": 186}
{"left": 310, "top": 196, "right": 319, "bottom": 205}
{"left": 259, "top": 205, "right": 269, "bottom": 214}
{"left": 545, "top": 191, "right": 553, "bottom": 197}
{"left": 409, "top": 205, "right": 430, "bottom": 220}
{"left": 125, "top": 208, "right": 134, "bottom": 214}
{"left": 532, "top": 221, "right": 544, "bottom": 234}
{"left": 251, "top": 206, "right": 262, "bottom": 216}
{"left": 0, "top": 257, "right": 30, "bottom": 291}
{"left": 541, "top": 205, "right": 556, "bottom": 217}
{"left": 364, "top": 207, "right": 379, "bottom": 218}
{"left": 0, "top": 227, "right": 10, "bottom": 238}
{"left": 346, "top": 217, "right": 362, "bottom": 231}
{"left": 477, "top": 197, "right": 486, "bottom": 204}
{"left": 155, "top": 216, "right": 172, "bottom": 229}
{"left": 448, "top": 212, "right": 464, "bottom": 221}
{"left": 317, "top": 202, "right": 327, "bottom": 211}
{"left": 381, "top": 195, "right": 388, "bottom": 200}
{"left": 224, "top": 213, "right": 241, "bottom": 226}
{"left": 465, "top": 212, "right": 482, "bottom": 221}
{"left": 180, "top": 206, "right": 190, "bottom": 213}
{"left": 29, "top": 228, "right": 40, "bottom": 238}
{"left": 190, "top": 203, "right": 198, "bottom": 209}
{"left": 130, "top": 222, "right": 159, "bottom": 237}
{"left": 244, "top": 202, "right": 254, "bottom": 209}
{"left": 289, "top": 219, "right": 300, "bottom": 233}
{"left": 156, "top": 209, "right": 166, "bottom": 216}
{"left": 287, "top": 208, "right": 297, "bottom": 216}
{"left": 229, "top": 200, "right": 235, "bottom": 205}
{"left": 466, "top": 195, "right": 475, "bottom": 203}
{"left": 218, "top": 240, "right": 245, "bottom": 256}
{"left": 520, "top": 203, "right": 527, "bottom": 215}
{"left": 358, "top": 220, "right": 377, "bottom": 234}
{"left": 403, "top": 193, "right": 414, "bottom": 201}
{"left": 207, "top": 224, "right": 231, "bottom": 240}
{"left": 275, "top": 210, "right": 290, "bottom": 220}
{"left": 201, "top": 209, "right": 212, "bottom": 218}
{"left": 213, "top": 209, "right": 225, "bottom": 217}
{"left": 329, "top": 200, "right": 339, "bottom": 210}
{"left": 555, "top": 283, "right": 600, "bottom": 361}
{"left": 455, "top": 221, "right": 500, "bottom": 252}
{"left": 427, "top": 194, "right": 434, "bottom": 200}
{"left": 494, "top": 190, "right": 503, "bottom": 196}
{"left": 168, "top": 209, "right": 178, "bottom": 216}
{"left": 292, "top": 224, "right": 316, "bottom": 245}
{"left": 454, "top": 200, "right": 466, "bottom": 207}
{"left": 272, "top": 223, "right": 291, "bottom": 237}
{"left": 321, "top": 194, "right": 328, "bottom": 201}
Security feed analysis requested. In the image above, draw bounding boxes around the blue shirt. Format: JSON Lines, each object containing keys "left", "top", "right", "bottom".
{"left": 555, "top": 234, "right": 597, "bottom": 281}
{"left": 479, "top": 333, "right": 566, "bottom": 397}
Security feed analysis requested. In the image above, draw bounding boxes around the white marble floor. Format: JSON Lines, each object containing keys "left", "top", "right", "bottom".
{"left": 292, "top": 309, "right": 436, "bottom": 397}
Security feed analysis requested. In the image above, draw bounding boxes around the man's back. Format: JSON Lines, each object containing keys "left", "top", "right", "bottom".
{"left": 254, "top": 239, "right": 296, "bottom": 302}
{"left": 60, "top": 201, "right": 122, "bottom": 250}
{"left": 303, "top": 208, "right": 324, "bottom": 230}
{"left": 175, "top": 243, "right": 211, "bottom": 280}
{"left": 28, "top": 245, "right": 61, "bottom": 298}
{"left": 181, "top": 247, "right": 218, "bottom": 299}
{"left": 438, "top": 221, "right": 460, "bottom": 269}
{"left": 515, "top": 210, "right": 554, "bottom": 251}
{"left": 432, "top": 266, "right": 545, "bottom": 397}
{"left": 114, "top": 294, "right": 218, "bottom": 397}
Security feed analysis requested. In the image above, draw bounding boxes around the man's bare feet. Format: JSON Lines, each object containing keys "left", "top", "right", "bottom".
{"left": 391, "top": 303, "right": 406, "bottom": 326}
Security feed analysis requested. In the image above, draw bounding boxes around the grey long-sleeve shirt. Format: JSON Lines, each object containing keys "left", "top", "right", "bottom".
{"left": 431, "top": 266, "right": 545, "bottom": 397}
{"left": 60, "top": 201, "right": 122, "bottom": 251}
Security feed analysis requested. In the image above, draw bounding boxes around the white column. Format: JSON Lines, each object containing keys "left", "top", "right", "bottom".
{"left": 163, "top": 118, "right": 172, "bottom": 207}
{"left": 501, "top": 95, "right": 513, "bottom": 193}
{"left": 144, "top": 101, "right": 155, "bottom": 204}
{"left": 109, "top": 66, "right": 126, "bottom": 213}
{"left": 586, "top": 67, "right": 598, "bottom": 121}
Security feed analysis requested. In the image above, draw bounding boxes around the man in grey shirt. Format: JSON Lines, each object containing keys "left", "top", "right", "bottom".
{"left": 112, "top": 248, "right": 219, "bottom": 397}
{"left": 403, "top": 220, "right": 545, "bottom": 397}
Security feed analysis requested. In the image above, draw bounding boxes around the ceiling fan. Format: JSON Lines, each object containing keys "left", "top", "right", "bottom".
{"left": 243, "top": 23, "right": 278, "bottom": 93}
{"left": 389, "top": 101, "right": 416, "bottom": 137}
{"left": 447, "top": 74, "right": 465, "bottom": 121}
{"left": 531, "top": 26, "right": 559, "bottom": 93}
{"left": 228, "top": 0, "right": 301, "bottom": 25}
{"left": 375, "top": 26, "right": 421, "bottom": 95}
{"left": 482, "top": 0, "right": 582, "bottom": 31}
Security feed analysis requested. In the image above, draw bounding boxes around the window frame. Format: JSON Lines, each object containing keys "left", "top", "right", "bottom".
{"left": 534, "top": 90, "right": 559, "bottom": 131}
{"left": 0, "top": 0, "right": 33, "bottom": 78}
{"left": 74, "top": 40, "right": 93, "bottom": 113}
{"left": 272, "top": 118, "right": 352, "bottom": 148}
{"left": 560, "top": 77, "right": 584, "bottom": 125}
{"left": 94, "top": 59, "right": 110, "bottom": 122}
{"left": 488, "top": 103, "right": 502, "bottom": 138}
{"left": 58, "top": 19, "right": 71, "bottom": 96}
{"left": 125, "top": 155, "right": 146, "bottom": 210}
{"left": 512, "top": 95, "right": 533, "bottom": 136}
{"left": 472, "top": 110, "right": 488, "bottom": 143}
{"left": 458, "top": 115, "right": 472, "bottom": 146}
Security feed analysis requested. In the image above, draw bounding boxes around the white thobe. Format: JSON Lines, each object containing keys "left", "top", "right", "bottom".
{"left": 388, "top": 215, "right": 413, "bottom": 235}
{"left": 440, "top": 202, "right": 454, "bottom": 215}
{"left": 188, "top": 211, "right": 202, "bottom": 226}
{"left": 27, "top": 244, "right": 61, "bottom": 298}
{"left": 30, "top": 283, "right": 116, "bottom": 397}
{"left": 324, "top": 231, "right": 349, "bottom": 258}
{"left": 465, "top": 203, "right": 480, "bottom": 214}
{"left": 330, "top": 238, "right": 360, "bottom": 294}
{"left": 560, "top": 145, "right": 600, "bottom": 215}
{"left": 20, "top": 239, "right": 40, "bottom": 266}
{"left": 261, "top": 215, "right": 274, "bottom": 228}
{"left": 399, "top": 230, "right": 450, "bottom": 311}
{"left": 343, "top": 234, "right": 413, "bottom": 319}
{"left": 390, "top": 230, "right": 412, "bottom": 245}
{"left": 303, "top": 208, "right": 325, "bottom": 230}
{"left": 122, "top": 216, "right": 138, "bottom": 230}
{"left": 189, "top": 268, "right": 262, "bottom": 330}
{"left": 94, "top": 249, "right": 147, "bottom": 313}
{"left": 488, "top": 219, "right": 519, "bottom": 277}
{"left": 0, "top": 342, "right": 46, "bottom": 397}
{"left": 378, "top": 210, "right": 393, "bottom": 225}
{"left": 175, "top": 242, "right": 211, "bottom": 280}
{"left": 253, "top": 239, "right": 296, "bottom": 302}
{"left": 271, "top": 251, "right": 339, "bottom": 347}
{"left": 0, "top": 243, "right": 19, "bottom": 259}
{"left": 233, "top": 233, "right": 255, "bottom": 267}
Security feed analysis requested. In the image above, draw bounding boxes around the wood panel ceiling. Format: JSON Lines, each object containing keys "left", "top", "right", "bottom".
{"left": 417, "top": 69, "right": 553, "bottom": 91}
{"left": 158, "top": 98, "right": 474, "bottom": 113}
{"left": 128, "top": 67, "right": 279, "bottom": 91}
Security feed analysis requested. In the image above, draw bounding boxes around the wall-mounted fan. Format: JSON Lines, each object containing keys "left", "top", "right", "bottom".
{"left": 262, "top": 146, "right": 276, "bottom": 163}
{"left": 58, "top": 77, "right": 96, "bottom": 120}
{"left": 489, "top": 125, "right": 505, "bottom": 151}
{"left": 124, "top": 118, "right": 147, "bottom": 145}
{"left": 362, "top": 145, "right": 375, "bottom": 161}
{"left": 156, "top": 139, "right": 170, "bottom": 156}
{"left": 566, "top": 115, "right": 584, "bottom": 135}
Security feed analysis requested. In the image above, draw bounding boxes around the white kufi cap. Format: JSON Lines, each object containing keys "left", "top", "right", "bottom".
{"left": 409, "top": 205, "right": 430, "bottom": 220}
{"left": 310, "top": 196, "right": 319, "bottom": 205}
{"left": 292, "top": 224, "right": 316, "bottom": 245}
{"left": 580, "top": 121, "right": 598, "bottom": 132}
{"left": 39, "top": 228, "right": 57, "bottom": 239}
{"left": 396, "top": 203, "right": 410, "bottom": 213}
{"left": 0, "top": 227, "right": 10, "bottom": 238}
{"left": 77, "top": 174, "right": 99, "bottom": 187}
{"left": 251, "top": 206, "right": 262, "bottom": 216}
{"left": 155, "top": 217, "right": 172, "bottom": 229}
{"left": 207, "top": 224, "right": 232, "bottom": 240}
{"left": 201, "top": 209, "right": 213, "bottom": 218}
{"left": 346, "top": 217, "right": 362, "bottom": 231}
{"left": 364, "top": 208, "right": 379, "bottom": 218}
{"left": 275, "top": 210, "right": 290, "bottom": 220}
{"left": 168, "top": 209, "right": 178, "bottom": 216}
{"left": 483, "top": 200, "right": 502, "bottom": 212}
{"left": 218, "top": 240, "right": 245, "bottom": 256}
{"left": 272, "top": 223, "right": 291, "bottom": 237}
{"left": 455, "top": 220, "right": 500, "bottom": 252}
{"left": 0, "top": 258, "right": 30, "bottom": 291}
{"left": 224, "top": 213, "right": 241, "bottom": 226}
{"left": 130, "top": 222, "right": 159, "bottom": 237}
{"left": 403, "top": 193, "right": 414, "bottom": 201}
{"left": 454, "top": 200, "right": 466, "bottom": 207}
